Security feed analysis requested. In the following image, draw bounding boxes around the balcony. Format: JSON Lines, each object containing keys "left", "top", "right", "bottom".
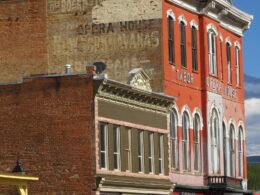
{"left": 208, "top": 176, "right": 243, "bottom": 190}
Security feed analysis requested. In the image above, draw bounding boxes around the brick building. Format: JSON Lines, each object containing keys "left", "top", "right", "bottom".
{"left": 0, "top": 0, "right": 254, "bottom": 194}
{"left": 0, "top": 73, "right": 94, "bottom": 194}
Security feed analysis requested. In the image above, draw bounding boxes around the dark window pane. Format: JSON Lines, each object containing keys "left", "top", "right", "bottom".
{"left": 180, "top": 22, "right": 186, "bottom": 67}
{"left": 101, "top": 153, "right": 106, "bottom": 168}
{"left": 168, "top": 16, "right": 174, "bottom": 64}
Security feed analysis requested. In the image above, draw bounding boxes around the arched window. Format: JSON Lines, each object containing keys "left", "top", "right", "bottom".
{"left": 208, "top": 30, "right": 217, "bottom": 75}
{"left": 191, "top": 26, "right": 198, "bottom": 71}
{"left": 180, "top": 21, "right": 186, "bottom": 68}
{"left": 182, "top": 112, "right": 190, "bottom": 171}
{"left": 230, "top": 124, "right": 235, "bottom": 177}
{"left": 170, "top": 110, "right": 178, "bottom": 169}
{"left": 235, "top": 46, "right": 240, "bottom": 86}
{"left": 238, "top": 127, "right": 244, "bottom": 177}
{"left": 168, "top": 15, "right": 174, "bottom": 64}
{"left": 194, "top": 114, "right": 200, "bottom": 171}
{"left": 223, "top": 122, "right": 227, "bottom": 176}
{"left": 210, "top": 109, "right": 220, "bottom": 174}
{"left": 226, "top": 42, "right": 232, "bottom": 84}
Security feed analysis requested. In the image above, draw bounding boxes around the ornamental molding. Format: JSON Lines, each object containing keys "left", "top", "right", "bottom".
{"left": 190, "top": 19, "right": 198, "bottom": 30}
{"left": 178, "top": 14, "right": 187, "bottom": 26}
{"left": 128, "top": 68, "right": 152, "bottom": 92}
{"left": 167, "top": 9, "right": 176, "bottom": 20}
{"left": 166, "top": 0, "right": 253, "bottom": 36}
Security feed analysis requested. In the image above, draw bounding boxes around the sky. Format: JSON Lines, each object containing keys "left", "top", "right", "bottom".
{"left": 232, "top": 1, "right": 260, "bottom": 156}
{"left": 233, "top": 0, "right": 260, "bottom": 78}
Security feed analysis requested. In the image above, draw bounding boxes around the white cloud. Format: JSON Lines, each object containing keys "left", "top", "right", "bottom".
{"left": 245, "top": 98, "right": 260, "bottom": 116}
{"left": 245, "top": 83, "right": 260, "bottom": 93}
{"left": 247, "top": 144, "right": 260, "bottom": 156}
{"left": 244, "top": 98, "right": 260, "bottom": 155}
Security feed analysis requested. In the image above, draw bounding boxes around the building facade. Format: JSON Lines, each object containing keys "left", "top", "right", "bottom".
{"left": 93, "top": 69, "right": 175, "bottom": 194}
{"left": 162, "top": 0, "right": 252, "bottom": 194}
{"left": 0, "top": 0, "right": 253, "bottom": 194}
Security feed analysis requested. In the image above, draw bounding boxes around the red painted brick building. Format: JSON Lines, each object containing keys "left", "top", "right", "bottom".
{"left": 162, "top": 0, "right": 252, "bottom": 194}
{"left": 0, "top": 0, "right": 254, "bottom": 194}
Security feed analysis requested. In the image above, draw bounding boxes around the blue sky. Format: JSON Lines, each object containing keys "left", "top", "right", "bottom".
{"left": 233, "top": 0, "right": 260, "bottom": 78}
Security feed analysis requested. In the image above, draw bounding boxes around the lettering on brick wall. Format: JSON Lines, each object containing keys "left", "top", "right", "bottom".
{"left": 78, "top": 19, "right": 156, "bottom": 35}
{"left": 73, "top": 56, "right": 155, "bottom": 77}
{"left": 176, "top": 69, "right": 194, "bottom": 84}
{"left": 206, "top": 77, "right": 237, "bottom": 99}
{"left": 48, "top": 0, "right": 105, "bottom": 13}
{"left": 52, "top": 31, "right": 159, "bottom": 55}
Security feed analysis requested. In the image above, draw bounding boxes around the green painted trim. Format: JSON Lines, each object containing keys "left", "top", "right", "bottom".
{"left": 175, "top": 184, "right": 209, "bottom": 190}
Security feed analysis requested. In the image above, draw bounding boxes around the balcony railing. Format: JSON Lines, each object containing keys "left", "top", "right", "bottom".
{"left": 208, "top": 176, "right": 243, "bottom": 190}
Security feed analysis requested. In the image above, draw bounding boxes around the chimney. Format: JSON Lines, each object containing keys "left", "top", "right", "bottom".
{"left": 64, "top": 64, "right": 71, "bottom": 74}
{"left": 86, "top": 65, "right": 96, "bottom": 77}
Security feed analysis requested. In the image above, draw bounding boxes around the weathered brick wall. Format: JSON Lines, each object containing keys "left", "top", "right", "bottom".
{"left": 47, "top": 0, "right": 163, "bottom": 91}
{"left": 0, "top": 74, "right": 94, "bottom": 194}
{"left": 0, "top": 0, "right": 164, "bottom": 91}
{"left": 0, "top": 0, "right": 48, "bottom": 83}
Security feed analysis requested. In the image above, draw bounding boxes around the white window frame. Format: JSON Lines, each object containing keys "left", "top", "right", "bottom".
{"left": 100, "top": 123, "right": 108, "bottom": 169}
{"left": 159, "top": 134, "right": 164, "bottom": 175}
{"left": 238, "top": 127, "right": 244, "bottom": 177}
{"left": 194, "top": 114, "right": 200, "bottom": 172}
{"left": 138, "top": 130, "right": 144, "bottom": 173}
{"left": 113, "top": 126, "right": 121, "bottom": 171}
{"left": 126, "top": 128, "right": 132, "bottom": 172}
{"left": 211, "top": 109, "right": 220, "bottom": 174}
{"left": 223, "top": 122, "right": 227, "bottom": 176}
{"left": 170, "top": 110, "right": 178, "bottom": 169}
{"left": 208, "top": 30, "right": 217, "bottom": 75}
{"left": 235, "top": 46, "right": 240, "bottom": 86}
{"left": 148, "top": 132, "right": 155, "bottom": 174}
{"left": 226, "top": 41, "right": 232, "bottom": 84}
{"left": 230, "top": 124, "right": 235, "bottom": 177}
{"left": 182, "top": 112, "right": 190, "bottom": 171}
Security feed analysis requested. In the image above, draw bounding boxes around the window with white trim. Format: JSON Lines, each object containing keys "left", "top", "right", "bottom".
{"left": 137, "top": 130, "right": 144, "bottom": 173}
{"left": 158, "top": 134, "right": 164, "bottom": 174}
{"left": 226, "top": 42, "right": 232, "bottom": 84}
{"left": 211, "top": 109, "right": 220, "bottom": 174}
{"left": 191, "top": 26, "right": 198, "bottom": 71}
{"left": 180, "top": 21, "right": 186, "bottom": 68}
{"left": 230, "top": 124, "right": 235, "bottom": 177}
{"left": 113, "top": 126, "right": 121, "bottom": 170}
{"left": 126, "top": 128, "right": 132, "bottom": 172}
{"left": 168, "top": 15, "right": 174, "bottom": 64}
{"left": 223, "top": 122, "right": 227, "bottom": 176}
{"left": 194, "top": 114, "right": 200, "bottom": 171}
{"left": 148, "top": 132, "right": 155, "bottom": 174}
{"left": 170, "top": 110, "right": 178, "bottom": 169}
{"left": 182, "top": 112, "right": 190, "bottom": 171}
{"left": 208, "top": 30, "right": 217, "bottom": 75}
{"left": 238, "top": 127, "right": 244, "bottom": 177}
{"left": 100, "top": 123, "right": 108, "bottom": 169}
{"left": 235, "top": 46, "right": 240, "bottom": 86}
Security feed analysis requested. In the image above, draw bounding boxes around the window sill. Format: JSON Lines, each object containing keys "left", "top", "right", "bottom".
{"left": 192, "top": 70, "right": 199, "bottom": 74}
{"left": 227, "top": 83, "right": 233, "bottom": 86}
{"left": 194, "top": 171, "right": 203, "bottom": 176}
{"left": 181, "top": 66, "right": 187, "bottom": 70}
{"left": 209, "top": 74, "right": 218, "bottom": 79}
{"left": 169, "top": 62, "right": 176, "bottom": 66}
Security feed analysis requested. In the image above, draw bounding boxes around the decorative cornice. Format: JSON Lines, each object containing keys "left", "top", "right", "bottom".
{"left": 166, "top": 0, "right": 253, "bottom": 36}
{"left": 95, "top": 79, "right": 175, "bottom": 113}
